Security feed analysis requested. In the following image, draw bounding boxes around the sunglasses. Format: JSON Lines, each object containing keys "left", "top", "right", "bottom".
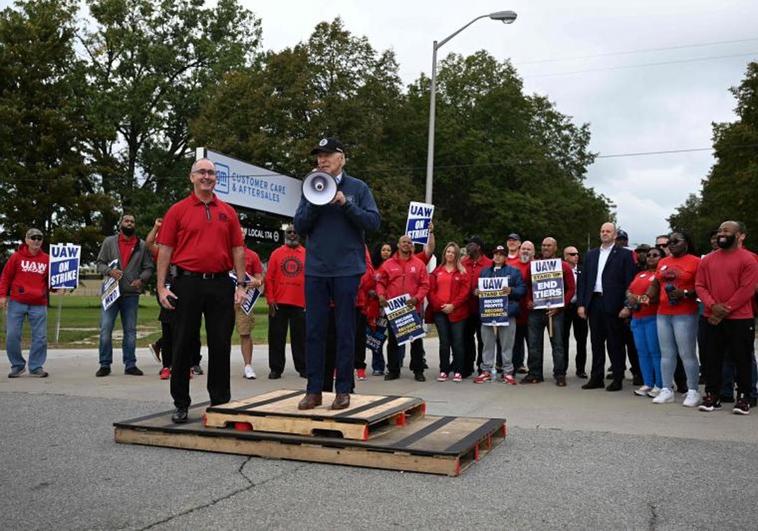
{"left": 286, "top": 230, "right": 296, "bottom": 235}
{"left": 566, "top": 252, "right": 579, "bottom": 256}
{"left": 29, "top": 235, "right": 43, "bottom": 241}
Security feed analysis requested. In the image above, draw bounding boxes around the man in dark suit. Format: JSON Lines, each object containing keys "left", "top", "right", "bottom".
{"left": 562, "top": 246, "right": 588, "bottom": 378}
{"left": 576, "top": 222, "right": 636, "bottom": 391}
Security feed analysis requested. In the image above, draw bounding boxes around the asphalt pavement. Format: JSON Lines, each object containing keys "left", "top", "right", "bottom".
{"left": 1, "top": 339, "right": 757, "bottom": 530}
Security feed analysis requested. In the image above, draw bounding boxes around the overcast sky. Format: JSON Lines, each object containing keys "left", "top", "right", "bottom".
{"left": 244, "top": 0, "right": 758, "bottom": 246}
{"left": 5, "top": 0, "right": 755, "bottom": 245}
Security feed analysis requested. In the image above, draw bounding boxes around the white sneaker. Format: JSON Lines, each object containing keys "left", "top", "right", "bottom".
{"left": 634, "top": 385, "right": 653, "bottom": 397}
{"left": 652, "top": 388, "right": 675, "bottom": 404}
{"left": 244, "top": 365, "right": 256, "bottom": 380}
{"left": 682, "top": 389, "right": 702, "bottom": 407}
{"left": 647, "top": 386, "right": 661, "bottom": 398}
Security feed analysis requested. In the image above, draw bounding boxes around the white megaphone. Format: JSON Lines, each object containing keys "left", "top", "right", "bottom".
{"left": 302, "top": 171, "right": 338, "bottom": 206}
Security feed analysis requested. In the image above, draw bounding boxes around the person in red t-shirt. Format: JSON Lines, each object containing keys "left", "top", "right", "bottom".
{"left": 505, "top": 233, "right": 522, "bottom": 268}
{"left": 236, "top": 230, "right": 264, "bottom": 380}
{"left": 1, "top": 228, "right": 51, "bottom": 378}
{"left": 619, "top": 247, "right": 663, "bottom": 397}
{"left": 460, "top": 235, "right": 493, "bottom": 378}
{"left": 266, "top": 224, "right": 306, "bottom": 379}
{"left": 428, "top": 242, "right": 470, "bottom": 382}
{"left": 512, "top": 241, "right": 535, "bottom": 374}
{"left": 646, "top": 232, "right": 701, "bottom": 407}
{"left": 696, "top": 221, "right": 758, "bottom": 414}
{"left": 156, "top": 158, "right": 247, "bottom": 424}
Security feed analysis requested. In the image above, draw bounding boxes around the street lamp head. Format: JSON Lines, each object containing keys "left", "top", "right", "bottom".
{"left": 489, "top": 10, "right": 517, "bottom": 24}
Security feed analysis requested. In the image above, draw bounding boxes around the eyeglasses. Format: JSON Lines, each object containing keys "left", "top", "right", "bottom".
{"left": 566, "top": 252, "right": 579, "bottom": 256}
{"left": 29, "top": 235, "right": 43, "bottom": 241}
{"left": 193, "top": 169, "right": 216, "bottom": 176}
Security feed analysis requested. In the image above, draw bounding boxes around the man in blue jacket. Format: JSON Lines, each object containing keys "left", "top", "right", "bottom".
{"left": 294, "top": 138, "right": 380, "bottom": 410}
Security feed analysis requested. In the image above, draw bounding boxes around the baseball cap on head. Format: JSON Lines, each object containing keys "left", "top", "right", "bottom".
{"left": 507, "top": 233, "right": 521, "bottom": 241}
{"left": 493, "top": 245, "right": 507, "bottom": 255}
{"left": 310, "top": 137, "right": 345, "bottom": 155}
{"left": 616, "top": 229, "right": 629, "bottom": 241}
{"left": 464, "top": 235, "right": 485, "bottom": 249}
{"left": 25, "top": 228, "right": 43, "bottom": 239}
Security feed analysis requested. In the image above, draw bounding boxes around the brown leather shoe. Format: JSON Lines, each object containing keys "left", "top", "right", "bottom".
{"left": 297, "top": 393, "right": 322, "bottom": 410}
{"left": 331, "top": 393, "right": 350, "bottom": 410}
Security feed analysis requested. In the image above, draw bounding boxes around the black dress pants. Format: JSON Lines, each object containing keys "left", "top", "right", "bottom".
{"left": 562, "top": 303, "right": 588, "bottom": 374}
{"left": 170, "top": 275, "right": 235, "bottom": 409}
{"left": 267, "top": 304, "right": 306, "bottom": 375}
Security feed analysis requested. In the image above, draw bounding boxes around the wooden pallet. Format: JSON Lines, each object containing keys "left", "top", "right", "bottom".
{"left": 114, "top": 404, "right": 506, "bottom": 477}
{"left": 203, "top": 389, "right": 426, "bottom": 441}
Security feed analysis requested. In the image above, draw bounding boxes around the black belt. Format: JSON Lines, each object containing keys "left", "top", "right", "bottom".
{"left": 592, "top": 292, "right": 603, "bottom": 297}
{"left": 175, "top": 269, "right": 226, "bottom": 279}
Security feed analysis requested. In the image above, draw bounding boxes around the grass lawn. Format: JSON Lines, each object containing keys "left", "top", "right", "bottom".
{"left": 0, "top": 294, "right": 270, "bottom": 349}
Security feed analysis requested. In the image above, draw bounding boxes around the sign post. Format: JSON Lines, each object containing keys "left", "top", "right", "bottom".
{"left": 49, "top": 243, "right": 81, "bottom": 343}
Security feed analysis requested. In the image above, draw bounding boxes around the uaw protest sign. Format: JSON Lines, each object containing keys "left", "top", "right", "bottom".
{"left": 384, "top": 294, "right": 426, "bottom": 346}
{"left": 49, "top": 243, "right": 81, "bottom": 290}
{"left": 530, "top": 259, "right": 565, "bottom": 309}
{"left": 405, "top": 201, "right": 434, "bottom": 245}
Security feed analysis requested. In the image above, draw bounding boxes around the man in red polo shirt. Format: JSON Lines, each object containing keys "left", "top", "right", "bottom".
{"left": 156, "top": 158, "right": 248, "bottom": 424}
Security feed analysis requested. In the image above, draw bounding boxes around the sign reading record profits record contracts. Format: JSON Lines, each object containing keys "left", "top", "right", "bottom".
{"left": 197, "top": 148, "right": 302, "bottom": 217}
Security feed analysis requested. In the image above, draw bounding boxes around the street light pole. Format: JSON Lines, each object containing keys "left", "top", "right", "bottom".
{"left": 424, "top": 11, "right": 517, "bottom": 205}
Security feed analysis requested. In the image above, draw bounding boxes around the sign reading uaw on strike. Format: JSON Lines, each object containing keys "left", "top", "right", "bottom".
{"left": 384, "top": 294, "right": 426, "bottom": 346}
{"left": 530, "top": 259, "right": 565, "bottom": 309}
{"left": 405, "top": 201, "right": 434, "bottom": 245}
{"left": 48, "top": 243, "right": 81, "bottom": 290}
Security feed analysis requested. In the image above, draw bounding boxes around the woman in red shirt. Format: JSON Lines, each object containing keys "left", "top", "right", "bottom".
{"left": 646, "top": 233, "right": 702, "bottom": 407}
{"left": 428, "top": 242, "right": 470, "bottom": 382}
{"left": 620, "top": 247, "right": 663, "bottom": 397}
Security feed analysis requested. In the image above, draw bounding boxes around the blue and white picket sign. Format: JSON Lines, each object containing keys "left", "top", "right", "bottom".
{"left": 384, "top": 293, "right": 426, "bottom": 346}
{"left": 229, "top": 271, "right": 263, "bottom": 315}
{"left": 48, "top": 243, "right": 81, "bottom": 289}
{"left": 405, "top": 201, "right": 434, "bottom": 245}
{"left": 478, "top": 276, "right": 510, "bottom": 326}
{"left": 530, "top": 259, "right": 565, "bottom": 310}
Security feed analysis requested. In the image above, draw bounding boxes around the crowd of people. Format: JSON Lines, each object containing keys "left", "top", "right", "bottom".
{"left": 2, "top": 139, "right": 757, "bottom": 420}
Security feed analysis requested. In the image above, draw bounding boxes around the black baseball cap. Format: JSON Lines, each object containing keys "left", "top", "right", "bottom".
{"left": 465, "top": 235, "right": 485, "bottom": 248}
{"left": 507, "top": 233, "right": 521, "bottom": 241}
{"left": 493, "top": 245, "right": 507, "bottom": 255}
{"left": 310, "top": 137, "right": 345, "bottom": 155}
{"left": 616, "top": 229, "right": 629, "bottom": 241}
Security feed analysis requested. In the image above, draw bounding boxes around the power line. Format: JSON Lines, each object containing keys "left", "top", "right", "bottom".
{"left": 522, "top": 51, "right": 758, "bottom": 78}
{"left": 517, "top": 37, "right": 758, "bottom": 65}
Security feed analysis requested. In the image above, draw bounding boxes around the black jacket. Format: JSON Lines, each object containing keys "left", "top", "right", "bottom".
{"left": 576, "top": 245, "right": 635, "bottom": 314}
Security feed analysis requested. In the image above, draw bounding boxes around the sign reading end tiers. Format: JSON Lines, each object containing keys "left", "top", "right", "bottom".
{"left": 196, "top": 148, "right": 302, "bottom": 217}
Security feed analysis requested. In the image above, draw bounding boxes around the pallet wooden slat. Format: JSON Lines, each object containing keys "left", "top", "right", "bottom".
{"left": 114, "top": 409, "right": 506, "bottom": 476}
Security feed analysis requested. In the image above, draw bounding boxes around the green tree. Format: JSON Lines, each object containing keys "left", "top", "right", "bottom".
{"left": 80, "top": 0, "right": 262, "bottom": 233}
{"left": 670, "top": 62, "right": 758, "bottom": 252}
{"left": 0, "top": 0, "right": 108, "bottom": 258}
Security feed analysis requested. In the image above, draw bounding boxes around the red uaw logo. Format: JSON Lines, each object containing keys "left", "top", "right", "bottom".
{"left": 281, "top": 257, "right": 304, "bottom": 277}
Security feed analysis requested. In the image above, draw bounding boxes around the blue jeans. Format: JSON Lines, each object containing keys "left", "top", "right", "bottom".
{"left": 656, "top": 313, "right": 699, "bottom": 391}
{"left": 631, "top": 316, "right": 662, "bottom": 388}
{"left": 98, "top": 295, "right": 139, "bottom": 368}
{"left": 5, "top": 300, "right": 48, "bottom": 371}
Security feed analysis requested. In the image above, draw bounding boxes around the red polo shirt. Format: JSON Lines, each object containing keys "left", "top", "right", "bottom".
{"left": 157, "top": 192, "right": 243, "bottom": 273}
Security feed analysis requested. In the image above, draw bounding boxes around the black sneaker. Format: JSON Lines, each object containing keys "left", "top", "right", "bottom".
{"left": 190, "top": 365, "right": 203, "bottom": 376}
{"left": 384, "top": 372, "right": 400, "bottom": 381}
{"left": 414, "top": 371, "right": 426, "bottom": 382}
{"left": 699, "top": 394, "right": 722, "bottom": 412}
{"left": 125, "top": 366, "right": 144, "bottom": 376}
{"left": 29, "top": 368, "right": 49, "bottom": 378}
{"left": 268, "top": 371, "right": 281, "bottom": 380}
{"left": 95, "top": 366, "right": 111, "bottom": 377}
{"left": 8, "top": 367, "right": 26, "bottom": 378}
{"left": 733, "top": 398, "right": 750, "bottom": 416}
